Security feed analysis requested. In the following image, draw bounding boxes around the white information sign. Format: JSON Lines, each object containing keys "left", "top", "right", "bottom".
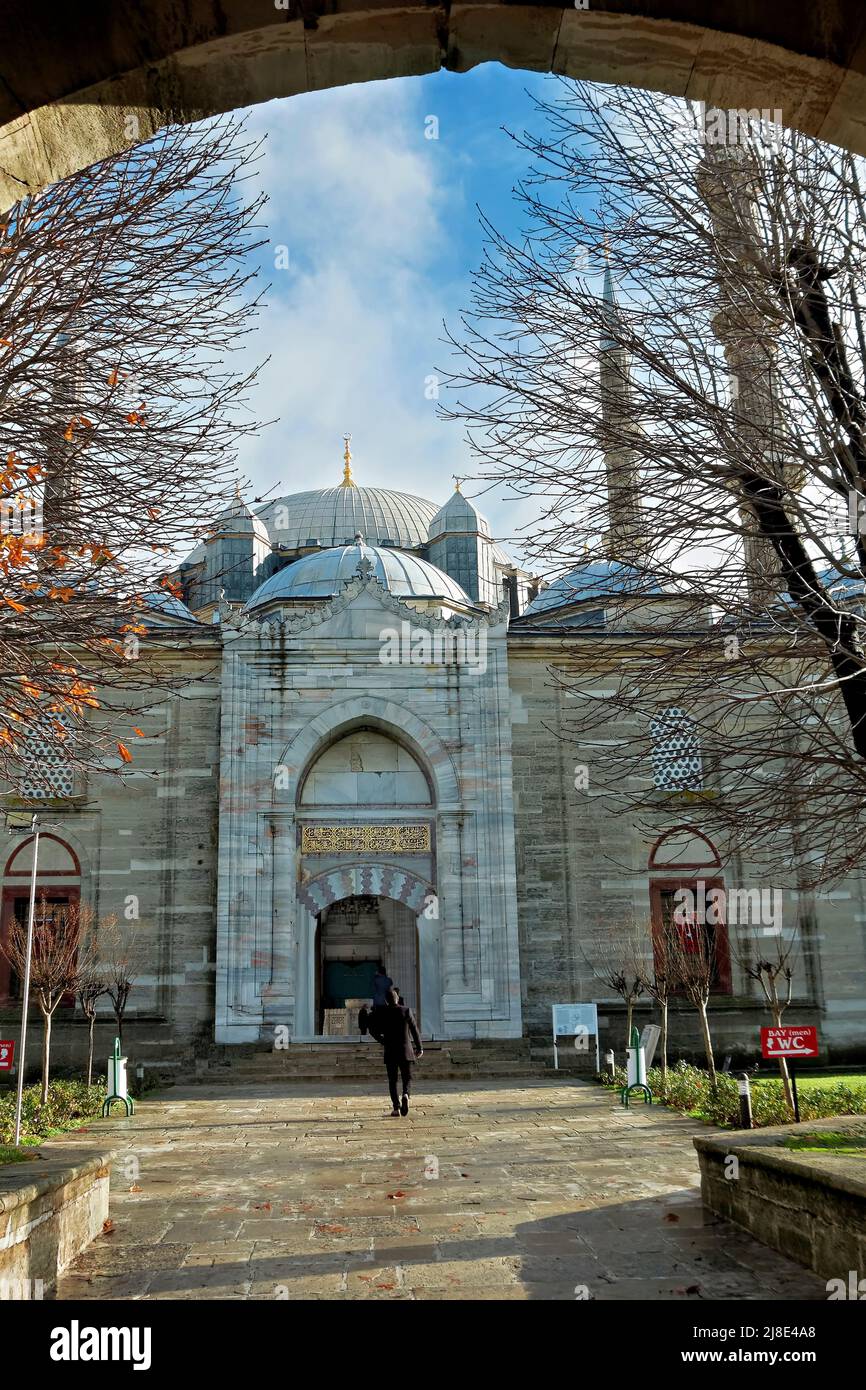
{"left": 639, "top": 1024, "right": 661, "bottom": 1069}
{"left": 551, "top": 1004, "right": 599, "bottom": 1071}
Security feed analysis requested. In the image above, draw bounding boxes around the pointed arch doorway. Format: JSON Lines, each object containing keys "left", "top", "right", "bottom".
{"left": 314, "top": 893, "right": 419, "bottom": 1034}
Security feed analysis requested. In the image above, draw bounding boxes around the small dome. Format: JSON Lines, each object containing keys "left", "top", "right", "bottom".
{"left": 522, "top": 560, "right": 662, "bottom": 616}
{"left": 142, "top": 591, "right": 199, "bottom": 624}
{"left": 244, "top": 542, "right": 473, "bottom": 610}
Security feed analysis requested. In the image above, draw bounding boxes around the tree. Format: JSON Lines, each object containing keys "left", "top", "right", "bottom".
{"left": 635, "top": 916, "right": 681, "bottom": 1095}
{"left": 1, "top": 896, "right": 94, "bottom": 1101}
{"left": 0, "top": 113, "right": 267, "bottom": 787}
{"left": 100, "top": 923, "right": 140, "bottom": 1049}
{"left": 736, "top": 922, "right": 798, "bottom": 1112}
{"left": 443, "top": 82, "right": 866, "bottom": 889}
{"left": 667, "top": 911, "right": 720, "bottom": 1085}
{"left": 75, "top": 906, "right": 115, "bottom": 1087}
{"left": 583, "top": 923, "right": 649, "bottom": 1056}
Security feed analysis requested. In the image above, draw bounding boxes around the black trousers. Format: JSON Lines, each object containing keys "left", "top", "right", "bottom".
{"left": 385, "top": 1057, "right": 413, "bottom": 1108}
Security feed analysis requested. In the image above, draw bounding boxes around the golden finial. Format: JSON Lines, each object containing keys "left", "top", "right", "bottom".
{"left": 453, "top": 475, "right": 462, "bottom": 493}
{"left": 341, "top": 434, "right": 355, "bottom": 488}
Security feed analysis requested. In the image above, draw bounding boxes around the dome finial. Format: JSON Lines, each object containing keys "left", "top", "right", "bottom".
{"left": 341, "top": 433, "right": 355, "bottom": 488}
{"left": 453, "top": 475, "right": 462, "bottom": 493}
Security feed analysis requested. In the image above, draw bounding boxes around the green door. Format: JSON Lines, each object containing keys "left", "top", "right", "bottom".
{"left": 323, "top": 959, "right": 379, "bottom": 1008}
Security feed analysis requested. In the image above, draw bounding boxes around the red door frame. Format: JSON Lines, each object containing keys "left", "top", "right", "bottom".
{"left": 649, "top": 876, "right": 733, "bottom": 995}
{"left": 0, "top": 886, "right": 81, "bottom": 1002}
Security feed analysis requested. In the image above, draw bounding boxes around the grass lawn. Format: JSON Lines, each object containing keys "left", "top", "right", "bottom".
{"left": 753, "top": 1071, "right": 866, "bottom": 1095}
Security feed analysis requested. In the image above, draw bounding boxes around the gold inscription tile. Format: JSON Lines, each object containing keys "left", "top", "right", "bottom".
{"left": 301, "top": 824, "right": 431, "bottom": 854}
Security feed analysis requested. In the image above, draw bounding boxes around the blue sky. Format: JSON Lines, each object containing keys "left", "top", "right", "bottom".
{"left": 235, "top": 63, "right": 554, "bottom": 551}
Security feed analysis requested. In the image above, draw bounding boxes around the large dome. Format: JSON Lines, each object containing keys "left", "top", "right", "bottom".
{"left": 244, "top": 541, "right": 473, "bottom": 610}
{"left": 255, "top": 486, "right": 438, "bottom": 552}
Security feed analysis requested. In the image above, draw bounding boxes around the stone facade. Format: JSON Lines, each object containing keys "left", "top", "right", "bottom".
{"left": 2, "top": 482, "right": 865, "bottom": 1074}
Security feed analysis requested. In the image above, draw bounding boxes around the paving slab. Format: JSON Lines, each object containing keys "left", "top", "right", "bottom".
{"left": 50, "top": 1078, "right": 827, "bottom": 1301}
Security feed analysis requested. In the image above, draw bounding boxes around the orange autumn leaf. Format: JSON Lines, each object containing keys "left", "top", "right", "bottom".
{"left": 133, "top": 727, "right": 145, "bottom": 737}
{"left": 2, "top": 596, "right": 25, "bottom": 612}
{"left": 117, "top": 742, "right": 133, "bottom": 763}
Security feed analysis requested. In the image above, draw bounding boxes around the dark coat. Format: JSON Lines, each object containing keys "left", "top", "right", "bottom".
{"left": 369, "top": 1003, "right": 422, "bottom": 1062}
{"left": 371, "top": 972, "right": 393, "bottom": 1007}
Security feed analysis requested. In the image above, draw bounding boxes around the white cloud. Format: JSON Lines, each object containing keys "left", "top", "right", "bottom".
{"left": 234, "top": 81, "right": 472, "bottom": 512}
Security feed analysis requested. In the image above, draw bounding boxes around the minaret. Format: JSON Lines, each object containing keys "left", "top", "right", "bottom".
{"left": 598, "top": 259, "right": 647, "bottom": 562}
{"left": 696, "top": 135, "right": 795, "bottom": 607}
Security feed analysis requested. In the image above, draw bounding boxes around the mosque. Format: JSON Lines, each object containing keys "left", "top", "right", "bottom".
{"left": 2, "top": 279, "right": 864, "bottom": 1074}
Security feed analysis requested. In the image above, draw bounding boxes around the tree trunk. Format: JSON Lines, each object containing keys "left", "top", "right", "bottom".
{"left": 87, "top": 1013, "right": 95, "bottom": 1089}
{"left": 625, "top": 999, "right": 633, "bottom": 1055}
{"left": 772, "top": 1005, "right": 795, "bottom": 1112}
{"left": 697, "top": 1000, "right": 717, "bottom": 1086}
{"left": 114, "top": 1006, "right": 123, "bottom": 1051}
{"left": 659, "top": 998, "right": 668, "bottom": 1096}
{"left": 41, "top": 1009, "right": 52, "bottom": 1105}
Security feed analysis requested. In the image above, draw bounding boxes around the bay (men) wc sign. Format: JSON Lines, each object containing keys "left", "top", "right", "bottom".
{"left": 760, "top": 1025, "right": 819, "bottom": 1058}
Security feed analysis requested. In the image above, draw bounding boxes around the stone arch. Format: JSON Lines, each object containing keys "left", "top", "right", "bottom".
{"left": 275, "top": 696, "right": 460, "bottom": 808}
{"left": 298, "top": 863, "right": 434, "bottom": 916}
{"left": 648, "top": 824, "right": 722, "bottom": 870}
{"left": 3, "top": 4, "right": 866, "bottom": 208}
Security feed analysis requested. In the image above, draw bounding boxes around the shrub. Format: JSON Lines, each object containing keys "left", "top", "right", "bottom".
{"left": 0, "top": 1079, "right": 105, "bottom": 1146}
{"left": 595, "top": 1060, "right": 866, "bottom": 1128}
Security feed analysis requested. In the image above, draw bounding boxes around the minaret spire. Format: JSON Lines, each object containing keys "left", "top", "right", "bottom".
{"left": 598, "top": 257, "right": 647, "bottom": 562}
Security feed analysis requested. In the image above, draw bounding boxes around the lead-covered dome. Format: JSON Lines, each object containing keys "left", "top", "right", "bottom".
{"left": 244, "top": 540, "right": 473, "bottom": 610}
{"left": 255, "top": 486, "right": 438, "bottom": 552}
{"left": 522, "top": 561, "right": 663, "bottom": 616}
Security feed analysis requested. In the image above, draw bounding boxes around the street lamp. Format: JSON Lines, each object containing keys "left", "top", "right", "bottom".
{"left": 5, "top": 810, "right": 41, "bottom": 1147}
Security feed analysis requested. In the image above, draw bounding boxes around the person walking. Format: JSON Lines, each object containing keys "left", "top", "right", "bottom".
{"left": 371, "top": 964, "right": 393, "bottom": 1007}
{"left": 368, "top": 986, "right": 422, "bottom": 1116}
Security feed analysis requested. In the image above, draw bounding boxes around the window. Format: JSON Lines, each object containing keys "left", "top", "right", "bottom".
{"left": 650, "top": 878, "right": 732, "bottom": 995}
{"left": 650, "top": 706, "right": 703, "bottom": 792}
{"left": 18, "top": 716, "right": 74, "bottom": 799}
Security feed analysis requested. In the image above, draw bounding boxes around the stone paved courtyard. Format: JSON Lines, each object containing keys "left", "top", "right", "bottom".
{"left": 53, "top": 1078, "right": 825, "bottom": 1300}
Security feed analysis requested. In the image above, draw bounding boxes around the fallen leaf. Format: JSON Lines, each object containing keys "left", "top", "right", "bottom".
{"left": 129, "top": 1184, "right": 142, "bottom": 1193}
{"left": 102, "top": 1220, "right": 115, "bottom": 1235}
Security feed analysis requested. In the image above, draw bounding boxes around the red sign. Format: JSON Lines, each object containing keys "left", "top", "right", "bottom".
{"left": 761, "top": 1025, "right": 819, "bottom": 1059}
{"left": 0, "top": 1039, "right": 14, "bottom": 1070}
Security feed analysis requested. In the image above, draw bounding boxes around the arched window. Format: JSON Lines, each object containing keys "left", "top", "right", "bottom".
{"left": 647, "top": 826, "right": 731, "bottom": 995}
{"left": 1, "top": 834, "right": 81, "bottom": 1001}
{"left": 649, "top": 707, "right": 703, "bottom": 792}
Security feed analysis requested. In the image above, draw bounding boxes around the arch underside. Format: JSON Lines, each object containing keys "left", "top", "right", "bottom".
{"left": 299, "top": 863, "right": 433, "bottom": 916}
{"left": 2, "top": 3, "right": 866, "bottom": 209}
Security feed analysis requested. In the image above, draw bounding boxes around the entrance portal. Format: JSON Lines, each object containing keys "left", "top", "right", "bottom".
{"left": 314, "top": 894, "right": 419, "bottom": 1033}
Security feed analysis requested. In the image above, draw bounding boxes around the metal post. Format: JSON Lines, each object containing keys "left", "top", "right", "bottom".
{"left": 13, "top": 816, "right": 39, "bottom": 1148}
{"left": 735, "top": 1070, "right": 753, "bottom": 1130}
